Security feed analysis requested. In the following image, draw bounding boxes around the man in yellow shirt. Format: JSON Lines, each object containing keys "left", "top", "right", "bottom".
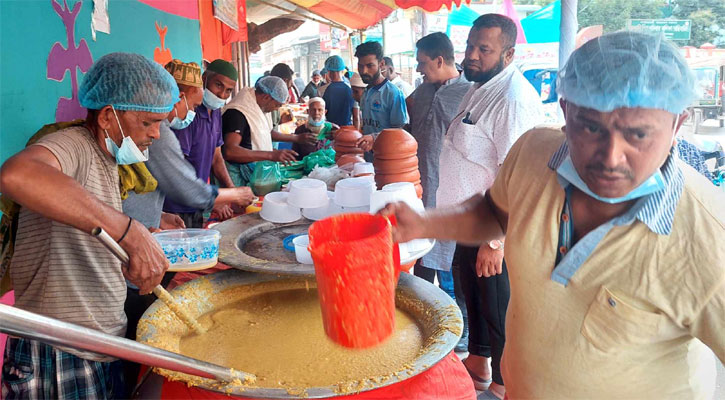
{"left": 384, "top": 31, "right": 724, "bottom": 399}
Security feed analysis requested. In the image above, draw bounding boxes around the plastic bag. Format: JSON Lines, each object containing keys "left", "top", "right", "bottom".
{"left": 249, "top": 161, "right": 283, "bottom": 196}
{"left": 302, "top": 148, "right": 336, "bottom": 174}
{"left": 308, "top": 166, "right": 350, "bottom": 191}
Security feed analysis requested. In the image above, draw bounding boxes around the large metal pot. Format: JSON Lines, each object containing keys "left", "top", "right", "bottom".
{"left": 136, "top": 269, "right": 462, "bottom": 399}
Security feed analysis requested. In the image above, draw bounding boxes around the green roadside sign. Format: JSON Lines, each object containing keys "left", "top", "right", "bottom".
{"left": 627, "top": 19, "right": 691, "bottom": 41}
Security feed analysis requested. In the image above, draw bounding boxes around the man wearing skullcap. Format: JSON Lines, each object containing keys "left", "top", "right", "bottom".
{"left": 0, "top": 52, "right": 174, "bottom": 398}
{"left": 385, "top": 31, "right": 724, "bottom": 399}
{"left": 301, "top": 69, "right": 323, "bottom": 99}
{"left": 221, "top": 76, "right": 315, "bottom": 187}
{"left": 120, "top": 60, "right": 254, "bottom": 389}
{"left": 164, "top": 59, "right": 238, "bottom": 228}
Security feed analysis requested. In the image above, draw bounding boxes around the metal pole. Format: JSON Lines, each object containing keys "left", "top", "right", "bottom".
{"left": 0, "top": 304, "right": 255, "bottom": 383}
{"left": 559, "top": 0, "right": 578, "bottom": 68}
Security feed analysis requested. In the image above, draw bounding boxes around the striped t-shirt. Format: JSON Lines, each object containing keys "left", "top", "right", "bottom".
{"left": 10, "top": 126, "right": 126, "bottom": 361}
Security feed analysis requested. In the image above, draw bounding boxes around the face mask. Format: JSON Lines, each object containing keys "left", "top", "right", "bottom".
{"left": 556, "top": 156, "right": 665, "bottom": 204}
{"left": 202, "top": 88, "right": 227, "bottom": 110}
{"left": 170, "top": 95, "right": 196, "bottom": 130}
{"left": 104, "top": 106, "right": 149, "bottom": 165}
{"left": 308, "top": 115, "right": 325, "bottom": 127}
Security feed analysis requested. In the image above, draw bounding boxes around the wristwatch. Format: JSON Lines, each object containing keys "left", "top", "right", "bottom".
{"left": 488, "top": 240, "right": 504, "bottom": 251}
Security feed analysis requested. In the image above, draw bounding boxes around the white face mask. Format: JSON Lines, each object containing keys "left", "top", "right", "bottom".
{"left": 104, "top": 106, "right": 149, "bottom": 165}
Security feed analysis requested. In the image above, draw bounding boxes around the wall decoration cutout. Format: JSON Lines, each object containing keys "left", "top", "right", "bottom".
{"left": 154, "top": 21, "right": 173, "bottom": 66}
{"left": 48, "top": 0, "right": 93, "bottom": 122}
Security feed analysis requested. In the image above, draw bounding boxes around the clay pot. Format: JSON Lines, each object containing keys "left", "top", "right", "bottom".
{"left": 375, "top": 171, "right": 421, "bottom": 187}
{"left": 372, "top": 129, "right": 417, "bottom": 158}
{"left": 334, "top": 144, "right": 364, "bottom": 153}
{"left": 374, "top": 156, "right": 419, "bottom": 174}
{"left": 337, "top": 154, "right": 365, "bottom": 167}
{"left": 334, "top": 126, "right": 363, "bottom": 145}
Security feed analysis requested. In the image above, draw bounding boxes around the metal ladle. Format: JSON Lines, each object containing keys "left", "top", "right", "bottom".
{"left": 91, "top": 227, "right": 206, "bottom": 335}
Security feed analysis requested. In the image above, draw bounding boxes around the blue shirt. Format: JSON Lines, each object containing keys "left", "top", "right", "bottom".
{"left": 165, "top": 105, "right": 223, "bottom": 213}
{"left": 547, "top": 142, "right": 684, "bottom": 286}
{"left": 322, "top": 81, "right": 354, "bottom": 126}
{"left": 361, "top": 79, "right": 408, "bottom": 136}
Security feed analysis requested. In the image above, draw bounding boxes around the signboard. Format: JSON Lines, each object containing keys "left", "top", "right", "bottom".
{"left": 426, "top": 12, "right": 448, "bottom": 34}
{"left": 627, "top": 19, "right": 691, "bottom": 41}
{"left": 320, "top": 25, "right": 348, "bottom": 52}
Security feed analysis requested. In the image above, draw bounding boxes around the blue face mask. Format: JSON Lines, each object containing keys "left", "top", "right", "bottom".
{"left": 556, "top": 155, "right": 665, "bottom": 204}
{"left": 104, "top": 106, "right": 149, "bottom": 165}
{"left": 170, "top": 95, "right": 196, "bottom": 130}
{"left": 308, "top": 116, "right": 325, "bottom": 127}
{"left": 202, "top": 88, "right": 227, "bottom": 110}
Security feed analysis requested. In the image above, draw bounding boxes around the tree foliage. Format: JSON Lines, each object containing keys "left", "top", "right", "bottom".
{"left": 513, "top": 0, "right": 725, "bottom": 47}
{"left": 672, "top": 0, "right": 725, "bottom": 46}
{"left": 577, "top": 0, "right": 662, "bottom": 33}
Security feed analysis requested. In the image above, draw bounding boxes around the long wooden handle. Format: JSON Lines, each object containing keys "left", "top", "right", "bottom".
{"left": 91, "top": 227, "right": 206, "bottom": 335}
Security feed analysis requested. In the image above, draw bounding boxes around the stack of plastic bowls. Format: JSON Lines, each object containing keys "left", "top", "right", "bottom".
{"left": 335, "top": 177, "right": 376, "bottom": 213}
{"left": 287, "top": 179, "right": 329, "bottom": 209}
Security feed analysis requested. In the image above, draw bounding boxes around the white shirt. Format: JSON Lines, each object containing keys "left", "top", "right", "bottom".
{"left": 436, "top": 64, "right": 544, "bottom": 207}
{"left": 391, "top": 75, "right": 414, "bottom": 97}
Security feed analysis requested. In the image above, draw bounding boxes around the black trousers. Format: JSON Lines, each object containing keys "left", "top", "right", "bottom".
{"left": 176, "top": 211, "right": 204, "bottom": 229}
{"left": 456, "top": 244, "right": 509, "bottom": 386}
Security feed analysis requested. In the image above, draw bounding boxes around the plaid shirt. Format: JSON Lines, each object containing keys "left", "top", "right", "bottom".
{"left": 2, "top": 338, "right": 123, "bottom": 399}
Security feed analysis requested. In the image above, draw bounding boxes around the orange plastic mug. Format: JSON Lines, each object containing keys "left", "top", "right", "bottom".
{"left": 308, "top": 213, "right": 402, "bottom": 348}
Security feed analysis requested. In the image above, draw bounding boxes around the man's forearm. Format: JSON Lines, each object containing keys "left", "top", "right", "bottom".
{"left": 0, "top": 153, "right": 129, "bottom": 241}
{"left": 420, "top": 192, "right": 505, "bottom": 245}
{"left": 222, "top": 144, "right": 274, "bottom": 164}
{"left": 271, "top": 130, "right": 296, "bottom": 143}
{"left": 212, "top": 150, "right": 234, "bottom": 188}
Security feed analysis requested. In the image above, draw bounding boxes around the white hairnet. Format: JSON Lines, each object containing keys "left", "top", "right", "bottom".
{"left": 255, "top": 76, "right": 288, "bottom": 104}
{"left": 557, "top": 31, "right": 696, "bottom": 114}
{"left": 79, "top": 52, "right": 179, "bottom": 113}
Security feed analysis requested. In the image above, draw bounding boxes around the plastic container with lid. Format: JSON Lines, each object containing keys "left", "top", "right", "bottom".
{"left": 153, "top": 229, "right": 220, "bottom": 271}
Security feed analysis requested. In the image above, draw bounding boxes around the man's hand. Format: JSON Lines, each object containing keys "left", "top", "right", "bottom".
{"left": 159, "top": 212, "right": 185, "bottom": 230}
{"left": 379, "top": 202, "right": 426, "bottom": 243}
{"left": 476, "top": 243, "right": 504, "bottom": 278}
{"left": 357, "top": 135, "right": 374, "bottom": 152}
{"left": 271, "top": 149, "right": 298, "bottom": 164}
{"left": 212, "top": 204, "right": 234, "bottom": 221}
{"left": 120, "top": 219, "right": 168, "bottom": 294}
{"left": 295, "top": 132, "right": 318, "bottom": 145}
{"left": 229, "top": 186, "right": 254, "bottom": 208}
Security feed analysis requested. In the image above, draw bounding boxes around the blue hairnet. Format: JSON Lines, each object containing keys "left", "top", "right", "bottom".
{"left": 324, "top": 55, "right": 346, "bottom": 72}
{"left": 557, "top": 31, "right": 696, "bottom": 115}
{"left": 255, "top": 76, "right": 288, "bottom": 104}
{"left": 79, "top": 52, "right": 179, "bottom": 113}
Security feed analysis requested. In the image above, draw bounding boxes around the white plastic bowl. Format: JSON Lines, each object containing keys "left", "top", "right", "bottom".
{"left": 352, "top": 162, "right": 374, "bottom": 177}
{"left": 302, "top": 192, "right": 343, "bottom": 221}
{"left": 287, "top": 178, "right": 329, "bottom": 209}
{"left": 370, "top": 187, "right": 425, "bottom": 214}
{"left": 382, "top": 182, "right": 417, "bottom": 197}
{"left": 334, "top": 177, "right": 376, "bottom": 208}
{"left": 154, "top": 229, "right": 220, "bottom": 271}
{"left": 260, "top": 192, "right": 302, "bottom": 223}
{"left": 293, "top": 235, "right": 313, "bottom": 264}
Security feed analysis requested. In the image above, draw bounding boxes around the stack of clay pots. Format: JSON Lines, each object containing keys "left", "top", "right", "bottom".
{"left": 372, "top": 128, "right": 423, "bottom": 198}
{"left": 333, "top": 126, "right": 365, "bottom": 166}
